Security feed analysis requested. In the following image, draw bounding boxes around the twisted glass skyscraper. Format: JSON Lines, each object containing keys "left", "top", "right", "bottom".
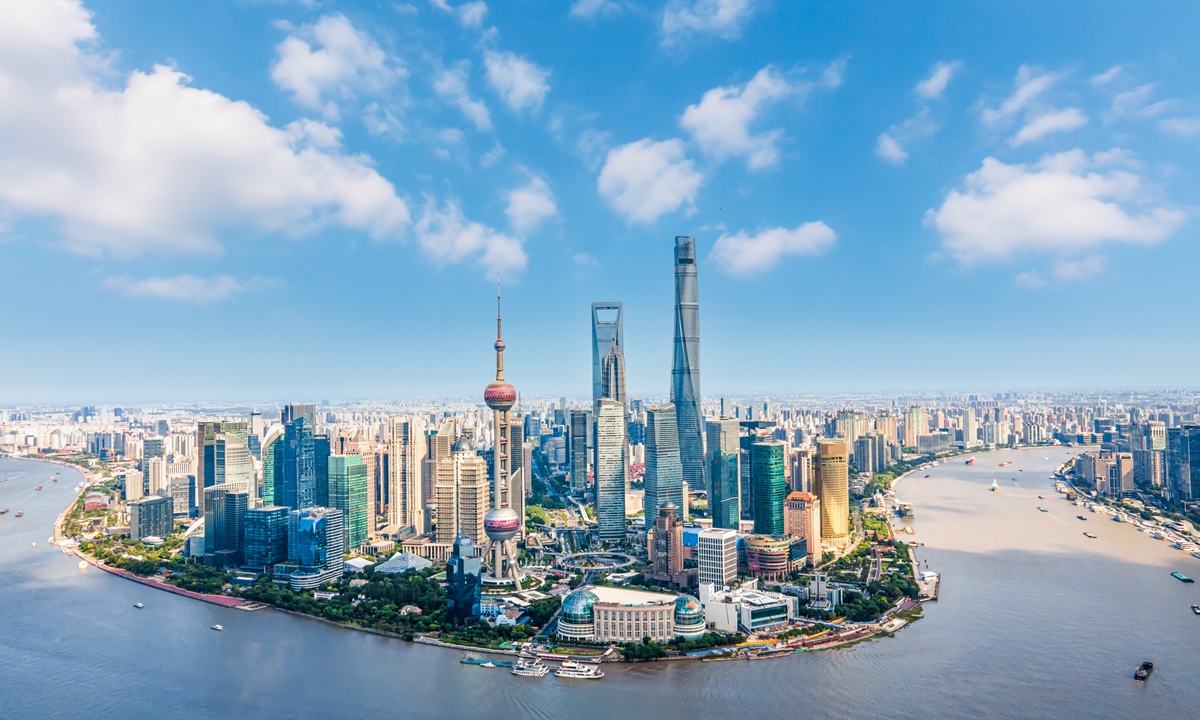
{"left": 671, "top": 236, "right": 705, "bottom": 492}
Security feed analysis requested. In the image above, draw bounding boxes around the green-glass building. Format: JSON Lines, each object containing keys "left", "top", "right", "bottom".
{"left": 315, "top": 434, "right": 331, "bottom": 507}
{"left": 329, "top": 454, "right": 368, "bottom": 551}
{"left": 706, "top": 418, "right": 740, "bottom": 529}
{"left": 751, "top": 440, "right": 786, "bottom": 536}
{"left": 261, "top": 429, "right": 284, "bottom": 507}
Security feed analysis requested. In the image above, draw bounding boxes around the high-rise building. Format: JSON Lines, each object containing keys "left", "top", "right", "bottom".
{"left": 751, "top": 440, "right": 786, "bottom": 536}
{"left": 595, "top": 398, "right": 627, "bottom": 541}
{"left": 647, "top": 504, "right": 684, "bottom": 582}
{"left": 169, "top": 475, "right": 195, "bottom": 517}
{"left": 142, "top": 438, "right": 164, "bottom": 472}
{"left": 707, "top": 418, "right": 740, "bottom": 529}
{"left": 286, "top": 506, "right": 344, "bottom": 589}
{"left": 314, "top": 433, "right": 331, "bottom": 507}
{"left": 482, "top": 292, "right": 523, "bottom": 585}
{"left": 214, "top": 433, "right": 255, "bottom": 500}
{"left": 784, "top": 492, "right": 821, "bottom": 566}
{"left": 853, "top": 435, "right": 875, "bottom": 476}
{"left": 243, "top": 506, "right": 289, "bottom": 568}
{"left": 591, "top": 302, "right": 624, "bottom": 408}
{"left": 129, "top": 495, "right": 173, "bottom": 541}
{"left": 124, "top": 470, "right": 144, "bottom": 502}
{"left": 329, "top": 454, "right": 369, "bottom": 551}
{"left": 389, "top": 416, "right": 426, "bottom": 533}
{"left": 569, "top": 410, "right": 590, "bottom": 492}
{"left": 697, "top": 528, "right": 738, "bottom": 588}
{"left": 434, "top": 434, "right": 490, "bottom": 546}
{"left": 814, "top": 438, "right": 850, "bottom": 548}
{"left": 790, "top": 447, "right": 813, "bottom": 493}
{"left": 962, "top": 408, "right": 979, "bottom": 448}
{"left": 146, "top": 456, "right": 168, "bottom": 497}
{"left": 904, "top": 406, "right": 926, "bottom": 448}
{"left": 196, "top": 421, "right": 248, "bottom": 514}
{"left": 203, "top": 487, "right": 249, "bottom": 566}
{"left": 281, "top": 408, "right": 315, "bottom": 510}
{"left": 671, "top": 236, "right": 705, "bottom": 492}
{"left": 423, "top": 419, "right": 457, "bottom": 513}
{"left": 645, "top": 403, "right": 684, "bottom": 520}
{"left": 446, "top": 536, "right": 482, "bottom": 625}
{"left": 261, "top": 427, "right": 285, "bottom": 507}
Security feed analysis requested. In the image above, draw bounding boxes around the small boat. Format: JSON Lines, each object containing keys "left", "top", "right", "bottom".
{"left": 1191, "top": 605, "right": 1200, "bottom": 615}
{"left": 77, "top": 561, "right": 87, "bottom": 570}
{"left": 47, "top": 537, "right": 55, "bottom": 544}
{"left": 52, "top": 478, "right": 57, "bottom": 483}
{"left": 134, "top": 603, "right": 144, "bottom": 608}
{"left": 31, "top": 542, "right": 36, "bottom": 547}
{"left": 1038, "top": 495, "right": 1044, "bottom": 499}
{"left": 966, "top": 458, "right": 976, "bottom": 465}
{"left": 512, "top": 659, "right": 550, "bottom": 677}
{"left": 1134, "top": 662, "right": 1154, "bottom": 681}
{"left": 1083, "top": 532, "right": 1096, "bottom": 538}
{"left": 1077, "top": 515, "right": 1087, "bottom": 521}
{"left": 1171, "top": 572, "right": 1194, "bottom": 583}
{"left": 1038, "top": 507, "right": 1047, "bottom": 513}
{"left": 211, "top": 625, "right": 224, "bottom": 631}
{"left": 479, "top": 662, "right": 497, "bottom": 668}
{"left": 35, "top": 485, "right": 42, "bottom": 491}
{"left": 923, "top": 475, "right": 929, "bottom": 478}
{"left": 15, "top": 511, "right": 23, "bottom": 517}
{"left": 1000, "top": 461, "right": 1012, "bottom": 467}
{"left": 1, "top": 508, "right": 8, "bottom": 515}
{"left": 991, "top": 480, "right": 999, "bottom": 492}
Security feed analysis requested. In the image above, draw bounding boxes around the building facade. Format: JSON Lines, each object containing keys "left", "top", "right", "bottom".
{"left": 243, "top": 506, "right": 289, "bottom": 568}
{"left": 751, "top": 440, "right": 786, "bottom": 536}
{"left": 814, "top": 438, "right": 850, "bottom": 548}
{"left": 645, "top": 403, "right": 684, "bottom": 519}
{"left": 784, "top": 491, "right": 822, "bottom": 566}
{"left": 707, "top": 418, "right": 741, "bottom": 530}
{"left": 329, "top": 454, "right": 369, "bottom": 551}
{"left": 595, "top": 398, "right": 627, "bottom": 541}
{"left": 557, "top": 586, "right": 683, "bottom": 643}
{"left": 697, "top": 527, "right": 739, "bottom": 588}
{"left": 129, "top": 495, "right": 173, "bottom": 541}
{"left": 671, "top": 236, "right": 705, "bottom": 494}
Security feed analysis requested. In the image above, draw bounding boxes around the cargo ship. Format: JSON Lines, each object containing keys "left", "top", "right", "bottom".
{"left": 1171, "top": 572, "right": 1194, "bottom": 583}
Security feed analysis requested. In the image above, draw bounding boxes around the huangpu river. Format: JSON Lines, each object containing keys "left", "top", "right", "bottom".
{"left": 2, "top": 448, "right": 1198, "bottom": 718}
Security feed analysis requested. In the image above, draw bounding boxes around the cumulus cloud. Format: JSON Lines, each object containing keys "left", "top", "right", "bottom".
{"left": 680, "top": 66, "right": 806, "bottom": 169}
{"left": 1015, "top": 256, "right": 1107, "bottom": 288}
{"left": 429, "top": 0, "right": 487, "bottom": 28}
{"left": 927, "top": 149, "right": 1186, "bottom": 265}
{"left": 484, "top": 51, "right": 551, "bottom": 113}
{"left": 1009, "top": 107, "right": 1088, "bottom": 147}
{"left": 102, "top": 274, "right": 274, "bottom": 303}
{"left": 570, "top": 0, "right": 623, "bottom": 18}
{"left": 915, "top": 61, "right": 962, "bottom": 100}
{"left": 981, "top": 65, "right": 1060, "bottom": 126}
{"left": 597, "top": 138, "right": 703, "bottom": 224}
{"left": 1159, "top": 116, "right": 1200, "bottom": 136}
{"left": 433, "top": 61, "right": 492, "bottom": 130}
{"left": 662, "top": 0, "right": 759, "bottom": 43}
{"left": 414, "top": 197, "right": 526, "bottom": 276}
{"left": 271, "top": 14, "right": 399, "bottom": 119}
{"left": 876, "top": 109, "right": 939, "bottom": 165}
{"left": 505, "top": 176, "right": 557, "bottom": 232}
{"left": 0, "top": 0, "right": 410, "bottom": 258}
{"left": 710, "top": 222, "right": 836, "bottom": 274}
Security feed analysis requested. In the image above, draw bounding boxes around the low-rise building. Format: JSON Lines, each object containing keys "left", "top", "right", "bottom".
{"left": 557, "top": 585, "right": 688, "bottom": 643}
{"left": 699, "top": 580, "right": 799, "bottom": 634}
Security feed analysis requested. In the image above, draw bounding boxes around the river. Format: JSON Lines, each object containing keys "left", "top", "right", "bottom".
{"left": 1, "top": 448, "right": 1196, "bottom": 718}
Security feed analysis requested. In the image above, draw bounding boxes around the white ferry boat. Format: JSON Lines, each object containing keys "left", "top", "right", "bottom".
{"left": 511, "top": 660, "right": 549, "bottom": 677}
{"left": 554, "top": 661, "right": 604, "bottom": 680}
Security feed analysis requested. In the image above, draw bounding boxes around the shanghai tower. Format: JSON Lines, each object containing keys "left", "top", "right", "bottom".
{"left": 671, "top": 236, "right": 705, "bottom": 492}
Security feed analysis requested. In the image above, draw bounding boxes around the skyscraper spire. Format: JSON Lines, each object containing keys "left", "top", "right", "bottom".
{"left": 672, "top": 236, "right": 705, "bottom": 493}
{"left": 495, "top": 284, "right": 506, "bottom": 381}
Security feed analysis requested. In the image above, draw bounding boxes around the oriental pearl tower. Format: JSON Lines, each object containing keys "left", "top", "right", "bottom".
{"left": 482, "top": 289, "right": 522, "bottom": 585}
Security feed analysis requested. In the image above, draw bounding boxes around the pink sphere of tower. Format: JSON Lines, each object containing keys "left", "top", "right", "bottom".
{"left": 484, "top": 507, "right": 521, "bottom": 542}
{"left": 485, "top": 380, "right": 516, "bottom": 411}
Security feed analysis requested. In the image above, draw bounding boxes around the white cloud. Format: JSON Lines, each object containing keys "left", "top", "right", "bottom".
{"left": 1159, "top": 116, "right": 1200, "bottom": 136}
{"left": 680, "top": 66, "right": 800, "bottom": 169}
{"left": 429, "top": 0, "right": 487, "bottom": 28}
{"left": 480, "top": 142, "right": 506, "bottom": 168}
{"left": 505, "top": 176, "right": 557, "bottom": 232}
{"left": 710, "top": 222, "right": 836, "bottom": 274}
{"left": 875, "top": 109, "right": 938, "bottom": 165}
{"left": 597, "top": 138, "right": 703, "bottom": 224}
{"left": 981, "top": 65, "right": 1060, "bottom": 126}
{"left": 1090, "top": 65, "right": 1123, "bottom": 87}
{"left": 915, "top": 60, "right": 961, "bottom": 100}
{"left": 362, "top": 102, "right": 406, "bottom": 138}
{"left": 1009, "top": 107, "right": 1087, "bottom": 147}
{"left": 1109, "top": 83, "right": 1173, "bottom": 119}
{"left": 0, "top": 0, "right": 410, "bottom": 258}
{"left": 433, "top": 61, "right": 492, "bottom": 130}
{"left": 927, "top": 149, "right": 1186, "bottom": 264}
{"left": 573, "top": 252, "right": 599, "bottom": 267}
{"left": 415, "top": 196, "right": 526, "bottom": 276}
{"left": 570, "top": 0, "right": 622, "bottom": 18}
{"left": 1015, "top": 255, "right": 1107, "bottom": 288}
{"left": 484, "top": 51, "right": 551, "bottom": 113}
{"left": 102, "top": 274, "right": 273, "bottom": 303}
{"left": 662, "top": 0, "right": 759, "bottom": 43}
{"left": 271, "top": 14, "right": 399, "bottom": 119}
{"left": 875, "top": 133, "right": 908, "bottom": 163}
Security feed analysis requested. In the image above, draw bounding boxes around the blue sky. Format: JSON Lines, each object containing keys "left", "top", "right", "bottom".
{"left": 2, "top": 0, "right": 1198, "bottom": 405}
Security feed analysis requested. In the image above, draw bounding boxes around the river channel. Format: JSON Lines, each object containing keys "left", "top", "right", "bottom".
{"left": 1, "top": 447, "right": 1196, "bottom": 718}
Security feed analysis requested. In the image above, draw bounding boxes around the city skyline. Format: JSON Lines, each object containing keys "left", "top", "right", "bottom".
{"left": 3, "top": 0, "right": 1200, "bottom": 404}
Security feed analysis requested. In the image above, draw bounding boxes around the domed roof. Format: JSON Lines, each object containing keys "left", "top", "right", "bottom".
{"left": 560, "top": 588, "right": 599, "bottom": 624}
{"left": 674, "top": 595, "right": 703, "bottom": 623}
{"left": 452, "top": 435, "right": 475, "bottom": 453}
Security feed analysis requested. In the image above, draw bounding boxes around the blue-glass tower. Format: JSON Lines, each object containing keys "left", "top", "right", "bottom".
{"left": 671, "top": 236, "right": 705, "bottom": 492}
